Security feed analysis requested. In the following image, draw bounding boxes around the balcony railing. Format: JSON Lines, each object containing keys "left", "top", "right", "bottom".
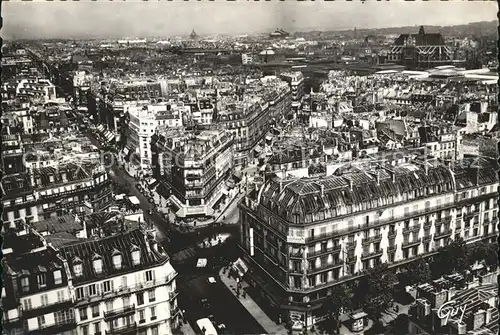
{"left": 422, "top": 235, "right": 432, "bottom": 242}
{"left": 308, "top": 260, "right": 344, "bottom": 274}
{"left": 168, "top": 290, "right": 179, "bottom": 300}
{"left": 105, "top": 322, "right": 137, "bottom": 335}
{"left": 362, "top": 234, "right": 382, "bottom": 245}
{"left": 104, "top": 304, "right": 135, "bottom": 319}
{"left": 388, "top": 230, "right": 397, "bottom": 238}
{"left": 435, "top": 216, "right": 452, "bottom": 225}
{"left": 346, "top": 252, "right": 357, "bottom": 263}
{"left": 307, "top": 245, "right": 341, "bottom": 258}
{"left": 297, "top": 204, "right": 458, "bottom": 244}
{"left": 387, "top": 245, "right": 397, "bottom": 253}
{"left": 289, "top": 251, "right": 304, "bottom": 259}
{"left": 402, "top": 238, "right": 422, "bottom": 248}
{"left": 169, "top": 307, "right": 181, "bottom": 319}
{"left": 23, "top": 298, "right": 74, "bottom": 319}
{"left": 361, "top": 249, "right": 383, "bottom": 260}
{"left": 289, "top": 268, "right": 303, "bottom": 275}
{"left": 434, "top": 229, "right": 453, "bottom": 239}
{"left": 403, "top": 225, "right": 421, "bottom": 233}
{"left": 28, "top": 318, "right": 77, "bottom": 335}
{"left": 347, "top": 241, "right": 357, "bottom": 249}
{"left": 39, "top": 185, "right": 94, "bottom": 200}
{"left": 77, "top": 273, "right": 177, "bottom": 304}
{"left": 464, "top": 212, "right": 479, "bottom": 220}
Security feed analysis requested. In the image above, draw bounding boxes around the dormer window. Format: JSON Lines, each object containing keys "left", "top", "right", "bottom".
{"left": 131, "top": 245, "right": 141, "bottom": 266}
{"left": 37, "top": 273, "right": 47, "bottom": 289}
{"left": 74, "top": 263, "right": 83, "bottom": 277}
{"left": 112, "top": 249, "right": 123, "bottom": 270}
{"left": 93, "top": 255, "right": 103, "bottom": 274}
{"left": 54, "top": 270, "right": 62, "bottom": 285}
{"left": 20, "top": 277, "right": 30, "bottom": 292}
{"left": 49, "top": 175, "right": 55, "bottom": 183}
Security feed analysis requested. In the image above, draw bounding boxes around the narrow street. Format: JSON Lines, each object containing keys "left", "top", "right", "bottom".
{"left": 83, "top": 131, "right": 241, "bottom": 254}
{"left": 82, "top": 130, "right": 267, "bottom": 335}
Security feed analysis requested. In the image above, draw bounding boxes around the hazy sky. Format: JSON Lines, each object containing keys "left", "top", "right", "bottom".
{"left": 2, "top": 1, "right": 497, "bottom": 39}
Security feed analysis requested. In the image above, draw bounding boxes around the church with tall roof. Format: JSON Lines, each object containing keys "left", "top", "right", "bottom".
{"left": 387, "top": 26, "right": 454, "bottom": 69}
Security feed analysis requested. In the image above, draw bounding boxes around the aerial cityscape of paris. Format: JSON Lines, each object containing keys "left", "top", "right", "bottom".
{"left": 1, "top": 1, "right": 498, "bottom": 335}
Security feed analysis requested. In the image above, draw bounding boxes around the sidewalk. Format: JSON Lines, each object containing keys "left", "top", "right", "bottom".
{"left": 179, "top": 322, "right": 197, "bottom": 335}
{"left": 218, "top": 268, "right": 288, "bottom": 335}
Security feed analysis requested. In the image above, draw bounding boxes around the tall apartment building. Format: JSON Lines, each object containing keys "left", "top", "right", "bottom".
{"left": 418, "top": 125, "right": 462, "bottom": 161}
{"left": 2, "top": 161, "right": 112, "bottom": 227}
{"left": 238, "top": 157, "right": 498, "bottom": 328}
{"left": 124, "top": 103, "right": 184, "bottom": 174}
{"left": 151, "top": 128, "right": 234, "bottom": 218}
{"left": 214, "top": 78, "right": 291, "bottom": 167}
{"left": 2, "top": 225, "right": 180, "bottom": 335}
{"left": 2, "top": 227, "right": 76, "bottom": 335}
{"left": 279, "top": 72, "right": 305, "bottom": 110}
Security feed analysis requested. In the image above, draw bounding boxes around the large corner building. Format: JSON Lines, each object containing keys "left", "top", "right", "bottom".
{"left": 238, "top": 157, "right": 498, "bottom": 327}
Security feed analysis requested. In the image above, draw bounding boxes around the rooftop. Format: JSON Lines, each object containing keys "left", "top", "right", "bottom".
{"left": 253, "top": 157, "right": 497, "bottom": 224}
{"left": 58, "top": 228, "right": 169, "bottom": 284}
{"left": 32, "top": 215, "right": 84, "bottom": 234}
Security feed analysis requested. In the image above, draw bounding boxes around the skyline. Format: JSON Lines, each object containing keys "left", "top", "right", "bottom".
{"left": 2, "top": 1, "right": 497, "bottom": 40}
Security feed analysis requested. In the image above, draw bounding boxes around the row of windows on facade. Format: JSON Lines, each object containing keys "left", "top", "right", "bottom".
{"left": 36, "top": 313, "right": 160, "bottom": 335}
{"left": 75, "top": 270, "right": 156, "bottom": 300}
{"left": 296, "top": 224, "right": 493, "bottom": 270}
{"left": 278, "top": 210, "right": 493, "bottom": 257}
{"left": 20, "top": 271, "right": 63, "bottom": 292}
{"left": 285, "top": 196, "right": 494, "bottom": 238}
{"left": 78, "top": 291, "right": 157, "bottom": 320}
{"left": 79, "top": 319, "right": 160, "bottom": 335}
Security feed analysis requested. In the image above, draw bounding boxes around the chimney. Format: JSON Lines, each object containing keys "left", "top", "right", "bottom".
{"left": 476, "top": 166, "right": 480, "bottom": 186}
{"left": 151, "top": 240, "right": 158, "bottom": 252}
{"left": 448, "top": 287, "right": 456, "bottom": 299}
{"left": 473, "top": 309, "right": 486, "bottom": 329}
{"left": 348, "top": 179, "right": 353, "bottom": 191}
{"left": 457, "top": 321, "right": 466, "bottom": 335}
{"left": 435, "top": 290, "right": 448, "bottom": 309}
{"left": 485, "top": 307, "right": 493, "bottom": 324}
{"left": 376, "top": 170, "right": 380, "bottom": 185}
{"left": 320, "top": 184, "right": 324, "bottom": 196}
{"left": 144, "top": 234, "right": 151, "bottom": 255}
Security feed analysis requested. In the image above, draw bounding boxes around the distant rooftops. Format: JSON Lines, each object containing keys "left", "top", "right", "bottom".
{"left": 393, "top": 26, "right": 445, "bottom": 46}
